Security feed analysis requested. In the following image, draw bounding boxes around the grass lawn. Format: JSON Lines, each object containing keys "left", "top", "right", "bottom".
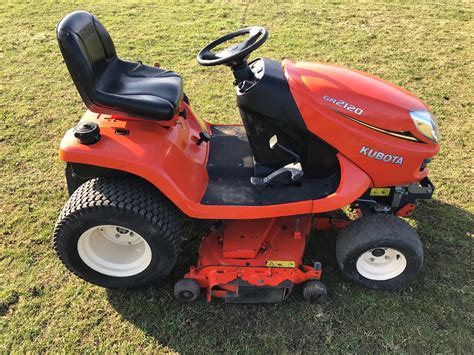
{"left": 1, "top": 0, "right": 473, "bottom": 352}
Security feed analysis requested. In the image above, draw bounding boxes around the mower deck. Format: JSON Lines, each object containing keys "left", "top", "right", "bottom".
{"left": 183, "top": 216, "right": 321, "bottom": 303}
{"left": 201, "top": 125, "right": 339, "bottom": 206}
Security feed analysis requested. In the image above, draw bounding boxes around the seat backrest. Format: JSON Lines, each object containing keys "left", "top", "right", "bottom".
{"left": 57, "top": 11, "right": 116, "bottom": 106}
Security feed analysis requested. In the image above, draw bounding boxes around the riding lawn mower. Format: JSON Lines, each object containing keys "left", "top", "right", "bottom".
{"left": 53, "top": 11, "right": 440, "bottom": 303}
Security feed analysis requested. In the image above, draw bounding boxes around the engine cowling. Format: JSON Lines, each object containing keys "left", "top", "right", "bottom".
{"left": 284, "top": 59, "right": 439, "bottom": 186}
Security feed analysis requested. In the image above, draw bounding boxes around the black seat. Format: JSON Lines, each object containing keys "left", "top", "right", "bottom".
{"left": 57, "top": 11, "right": 183, "bottom": 121}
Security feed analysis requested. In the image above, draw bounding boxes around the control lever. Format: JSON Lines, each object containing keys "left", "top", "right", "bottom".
{"left": 250, "top": 162, "right": 304, "bottom": 186}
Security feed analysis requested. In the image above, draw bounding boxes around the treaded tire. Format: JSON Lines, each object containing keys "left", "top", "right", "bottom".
{"left": 53, "top": 177, "right": 185, "bottom": 288}
{"left": 336, "top": 214, "right": 423, "bottom": 290}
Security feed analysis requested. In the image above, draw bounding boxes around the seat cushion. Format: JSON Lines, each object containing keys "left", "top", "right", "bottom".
{"left": 94, "top": 59, "right": 183, "bottom": 120}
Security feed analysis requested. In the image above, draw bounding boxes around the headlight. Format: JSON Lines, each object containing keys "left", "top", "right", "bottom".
{"left": 410, "top": 110, "right": 440, "bottom": 143}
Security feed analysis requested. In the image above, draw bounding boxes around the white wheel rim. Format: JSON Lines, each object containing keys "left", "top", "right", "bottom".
{"left": 77, "top": 225, "right": 152, "bottom": 277}
{"left": 356, "top": 247, "right": 407, "bottom": 281}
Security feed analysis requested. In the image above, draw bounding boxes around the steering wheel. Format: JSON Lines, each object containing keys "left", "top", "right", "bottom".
{"left": 197, "top": 27, "right": 268, "bottom": 67}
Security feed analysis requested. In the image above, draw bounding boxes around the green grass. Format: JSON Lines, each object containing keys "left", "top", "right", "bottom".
{"left": 1, "top": 0, "right": 473, "bottom": 352}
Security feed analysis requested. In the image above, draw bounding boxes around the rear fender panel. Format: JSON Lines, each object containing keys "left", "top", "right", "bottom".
{"left": 59, "top": 105, "right": 209, "bottom": 207}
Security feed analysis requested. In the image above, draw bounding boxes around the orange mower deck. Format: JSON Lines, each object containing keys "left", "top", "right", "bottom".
{"left": 183, "top": 217, "right": 323, "bottom": 303}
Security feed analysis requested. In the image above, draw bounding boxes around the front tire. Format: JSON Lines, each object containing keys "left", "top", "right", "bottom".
{"left": 53, "top": 177, "right": 184, "bottom": 288}
{"left": 336, "top": 214, "right": 423, "bottom": 289}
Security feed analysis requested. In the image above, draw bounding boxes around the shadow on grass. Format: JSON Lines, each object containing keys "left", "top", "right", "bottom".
{"left": 106, "top": 200, "right": 473, "bottom": 352}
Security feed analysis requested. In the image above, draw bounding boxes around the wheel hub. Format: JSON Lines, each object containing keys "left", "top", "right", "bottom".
{"left": 181, "top": 291, "right": 193, "bottom": 299}
{"left": 371, "top": 248, "right": 385, "bottom": 257}
{"left": 77, "top": 225, "right": 152, "bottom": 277}
{"left": 356, "top": 247, "right": 407, "bottom": 281}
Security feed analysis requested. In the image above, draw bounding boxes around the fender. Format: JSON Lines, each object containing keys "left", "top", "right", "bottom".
{"left": 60, "top": 110, "right": 372, "bottom": 219}
{"left": 312, "top": 154, "right": 372, "bottom": 213}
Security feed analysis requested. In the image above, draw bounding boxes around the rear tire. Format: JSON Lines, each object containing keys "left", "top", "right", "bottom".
{"left": 336, "top": 214, "right": 423, "bottom": 289}
{"left": 53, "top": 177, "right": 184, "bottom": 288}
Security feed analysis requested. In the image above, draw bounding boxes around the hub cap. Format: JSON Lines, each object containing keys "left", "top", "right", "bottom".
{"left": 77, "top": 225, "right": 152, "bottom": 277}
{"left": 356, "top": 247, "right": 407, "bottom": 281}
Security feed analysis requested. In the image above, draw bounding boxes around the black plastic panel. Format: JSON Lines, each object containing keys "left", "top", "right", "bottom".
{"left": 236, "top": 58, "right": 306, "bottom": 131}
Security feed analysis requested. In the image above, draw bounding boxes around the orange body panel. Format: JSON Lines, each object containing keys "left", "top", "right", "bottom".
{"left": 284, "top": 59, "right": 440, "bottom": 187}
{"left": 59, "top": 106, "right": 372, "bottom": 219}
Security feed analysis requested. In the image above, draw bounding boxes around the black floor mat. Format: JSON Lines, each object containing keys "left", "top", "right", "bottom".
{"left": 201, "top": 126, "right": 339, "bottom": 206}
